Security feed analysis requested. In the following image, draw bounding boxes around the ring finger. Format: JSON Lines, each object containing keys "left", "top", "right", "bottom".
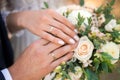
{"left": 49, "top": 44, "right": 75, "bottom": 62}
{"left": 44, "top": 26, "right": 76, "bottom": 44}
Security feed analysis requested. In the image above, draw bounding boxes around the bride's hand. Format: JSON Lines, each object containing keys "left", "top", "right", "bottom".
{"left": 9, "top": 39, "right": 77, "bottom": 80}
{"left": 7, "top": 9, "right": 79, "bottom": 45}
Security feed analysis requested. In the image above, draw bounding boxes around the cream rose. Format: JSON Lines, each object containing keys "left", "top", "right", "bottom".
{"left": 105, "top": 19, "right": 117, "bottom": 32}
{"left": 74, "top": 36, "right": 94, "bottom": 62}
{"left": 101, "top": 42, "right": 120, "bottom": 64}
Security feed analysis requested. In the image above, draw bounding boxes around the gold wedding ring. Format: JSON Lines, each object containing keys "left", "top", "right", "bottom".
{"left": 51, "top": 53, "right": 56, "bottom": 60}
{"left": 50, "top": 26, "right": 54, "bottom": 32}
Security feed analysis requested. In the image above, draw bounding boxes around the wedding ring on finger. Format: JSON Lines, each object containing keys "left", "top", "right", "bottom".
{"left": 51, "top": 53, "right": 57, "bottom": 60}
{"left": 49, "top": 26, "right": 54, "bottom": 32}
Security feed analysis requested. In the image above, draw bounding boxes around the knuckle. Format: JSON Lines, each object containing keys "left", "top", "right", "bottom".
{"left": 54, "top": 29, "right": 62, "bottom": 35}
{"left": 61, "top": 46, "right": 71, "bottom": 53}
{"left": 42, "top": 33, "right": 50, "bottom": 40}
{"left": 45, "top": 34, "right": 50, "bottom": 39}
{"left": 64, "top": 54, "right": 72, "bottom": 60}
{"left": 65, "top": 45, "right": 71, "bottom": 50}
{"left": 67, "top": 29, "right": 75, "bottom": 36}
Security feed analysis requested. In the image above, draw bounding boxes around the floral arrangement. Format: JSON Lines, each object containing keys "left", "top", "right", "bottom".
{"left": 49, "top": 0, "right": 120, "bottom": 80}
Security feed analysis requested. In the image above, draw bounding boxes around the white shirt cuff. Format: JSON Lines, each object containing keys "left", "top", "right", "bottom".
{"left": 1, "top": 68, "right": 13, "bottom": 80}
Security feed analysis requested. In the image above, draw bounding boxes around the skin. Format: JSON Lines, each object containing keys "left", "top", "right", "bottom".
{"left": 7, "top": 9, "right": 79, "bottom": 45}
{"left": 8, "top": 39, "right": 77, "bottom": 80}
{"left": 0, "top": 3, "right": 78, "bottom": 79}
{"left": 0, "top": 1, "right": 78, "bottom": 79}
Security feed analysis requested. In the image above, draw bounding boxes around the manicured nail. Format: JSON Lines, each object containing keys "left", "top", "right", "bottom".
{"left": 58, "top": 40, "right": 65, "bottom": 45}
{"left": 74, "top": 29, "right": 78, "bottom": 33}
{"left": 74, "top": 35, "right": 79, "bottom": 41}
{"left": 69, "top": 39, "right": 75, "bottom": 44}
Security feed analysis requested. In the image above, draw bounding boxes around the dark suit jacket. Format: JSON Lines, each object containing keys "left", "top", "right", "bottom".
{"left": 0, "top": 12, "right": 14, "bottom": 79}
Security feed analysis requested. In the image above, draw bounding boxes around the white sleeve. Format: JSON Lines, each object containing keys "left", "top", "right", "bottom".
{"left": 1, "top": 68, "right": 13, "bottom": 80}
{"left": 1, "top": 9, "right": 10, "bottom": 26}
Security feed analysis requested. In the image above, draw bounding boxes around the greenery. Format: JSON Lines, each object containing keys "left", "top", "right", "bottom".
{"left": 80, "top": 0, "right": 84, "bottom": 6}
{"left": 42, "top": 2, "right": 49, "bottom": 9}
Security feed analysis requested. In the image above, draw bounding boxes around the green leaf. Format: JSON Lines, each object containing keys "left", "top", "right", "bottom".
{"left": 101, "top": 62, "right": 109, "bottom": 73}
{"left": 77, "top": 13, "right": 85, "bottom": 26}
{"left": 80, "top": 0, "right": 84, "bottom": 6}
{"left": 95, "top": 6, "right": 103, "bottom": 14}
{"left": 109, "top": 0, "right": 115, "bottom": 6}
{"left": 62, "top": 71, "right": 72, "bottom": 80}
{"left": 110, "top": 30, "right": 120, "bottom": 44}
{"left": 43, "top": 2, "right": 49, "bottom": 9}
{"left": 81, "top": 23, "right": 91, "bottom": 36}
{"left": 67, "top": 61, "right": 75, "bottom": 72}
{"left": 93, "top": 38, "right": 105, "bottom": 49}
{"left": 88, "top": 17, "right": 92, "bottom": 25}
{"left": 94, "top": 58, "right": 100, "bottom": 72}
{"left": 84, "top": 68, "right": 99, "bottom": 80}
{"left": 102, "top": 0, "right": 115, "bottom": 24}
{"left": 63, "top": 10, "right": 71, "bottom": 18}
{"left": 100, "top": 52, "right": 115, "bottom": 73}
{"left": 101, "top": 52, "right": 116, "bottom": 60}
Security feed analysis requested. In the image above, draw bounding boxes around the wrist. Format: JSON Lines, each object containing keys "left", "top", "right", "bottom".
{"left": 6, "top": 12, "right": 25, "bottom": 33}
{"left": 8, "top": 65, "right": 18, "bottom": 80}
{"left": 8, "top": 64, "right": 25, "bottom": 80}
{"left": 8, "top": 63, "right": 30, "bottom": 80}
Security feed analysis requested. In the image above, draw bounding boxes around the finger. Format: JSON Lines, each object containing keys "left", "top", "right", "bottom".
{"left": 49, "top": 44, "right": 76, "bottom": 61}
{"left": 49, "top": 20, "right": 79, "bottom": 41}
{"left": 32, "top": 39, "right": 48, "bottom": 45}
{"left": 40, "top": 31, "right": 65, "bottom": 45}
{"left": 47, "top": 9, "right": 75, "bottom": 30}
{"left": 50, "top": 52, "right": 73, "bottom": 69}
{"left": 45, "top": 42, "right": 61, "bottom": 53}
{"left": 39, "top": 38, "right": 50, "bottom": 45}
{"left": 45, "top": 26, "right": 76, "bottom": 44}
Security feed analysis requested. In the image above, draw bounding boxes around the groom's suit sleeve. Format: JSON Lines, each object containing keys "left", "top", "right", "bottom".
{"left": 0, "top": 71, "right": 5, "bottom": 80}
{"left": 0, "top": 69, "right": 13, "bottom": 80}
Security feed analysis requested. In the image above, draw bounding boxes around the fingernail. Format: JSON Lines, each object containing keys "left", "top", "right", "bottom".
{"left": 58, "top": 40, "right": 65, "bottom": 45}
{"left": 74, "top": 29, "right": 78, "bottom": 33}
{"left": 74, "top": 35, "right": 79, "bottom": 41}
{"left": 69, "top": 39, "right": 75, "bottom": 44}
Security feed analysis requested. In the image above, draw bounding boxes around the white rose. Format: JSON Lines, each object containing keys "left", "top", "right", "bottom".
{"left": 114, "top": 24, "right": 120, "bottom": 31}
{"left": 101, "top": 42, "right": 120, "bottom": 64}
{"left": 67, "top": 10, "right": 92, "bottom": 25}
{"left": 105, "top": 19, "right": 117, "bottom": 32}
{"left": 74, "top": 36, "right": 94, "bottom": 62}
{"left": 56, "top": 5, "right": 81, "bottom": 15}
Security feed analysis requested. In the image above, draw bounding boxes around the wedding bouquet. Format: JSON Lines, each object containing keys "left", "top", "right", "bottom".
{"left": 50, "top": 0, "right": 120, "bottom": 80}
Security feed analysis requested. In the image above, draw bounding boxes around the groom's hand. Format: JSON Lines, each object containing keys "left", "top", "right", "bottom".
{"left": 8, "top": 39, "right": 77, "bottom": 80}
{"left": 7, "top": 9, "right": 79, "bottom": 45}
